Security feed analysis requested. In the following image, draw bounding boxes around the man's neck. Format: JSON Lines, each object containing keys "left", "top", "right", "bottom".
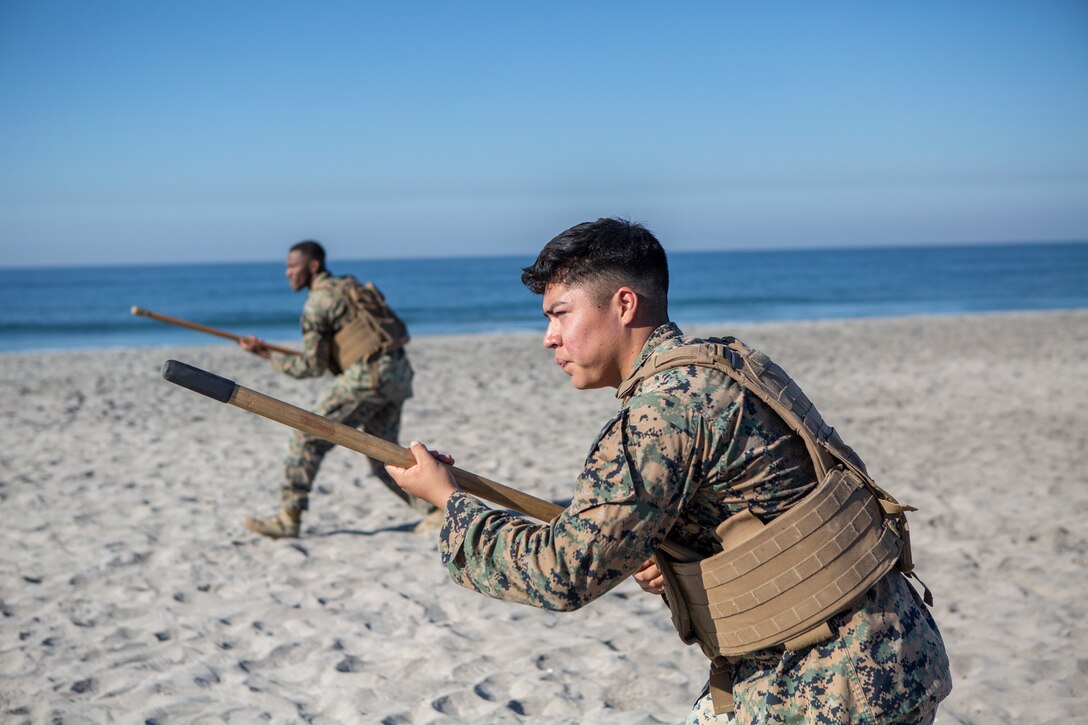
{"left": 617, "top": 322, "right": 662, "bottom": 382}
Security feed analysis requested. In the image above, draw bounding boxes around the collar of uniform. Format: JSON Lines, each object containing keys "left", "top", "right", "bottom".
{"left": 616, "top": 322, "right": 684, "bottom": 399}
{"left": 309, "top": 271, "right": 332, "bottom": 290}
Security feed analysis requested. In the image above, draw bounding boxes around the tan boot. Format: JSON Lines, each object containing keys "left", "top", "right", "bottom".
{"left": 242, "top": 509, "right": 301, "bottom": 538}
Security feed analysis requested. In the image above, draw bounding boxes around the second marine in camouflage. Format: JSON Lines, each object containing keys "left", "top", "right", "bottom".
{"left": 387, "top": 219, "right": 951, "bottom": 723}
{"left": 240, "top": 239, "right": 434, "bottom": 538}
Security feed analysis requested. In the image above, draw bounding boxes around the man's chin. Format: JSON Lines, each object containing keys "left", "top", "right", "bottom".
{"left": 569, "top": 375, "right": 606, "bottom": 391}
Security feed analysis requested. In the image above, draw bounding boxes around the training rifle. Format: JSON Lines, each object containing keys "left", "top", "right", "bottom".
{"left": 161, "top": 359, "right": 700, "bottom": 561}
{"left": 131, "top": 307, "right": 301, "bottom": 356}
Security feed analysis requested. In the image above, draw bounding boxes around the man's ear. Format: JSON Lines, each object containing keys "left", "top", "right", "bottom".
{"left": 614, "top": 287, "right": 640, "bottom": 325}
{"left": 308, "top": 258, "right": 321, "bottom": 275}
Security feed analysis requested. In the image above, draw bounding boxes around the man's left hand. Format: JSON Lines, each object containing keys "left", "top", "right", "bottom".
{"left": 633, "top": 558, "right": 665, "bottom": 595}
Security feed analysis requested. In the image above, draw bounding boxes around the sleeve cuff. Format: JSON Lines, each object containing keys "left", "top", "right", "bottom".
{"left": 269, "top": 352, "right": 290, "bottom": 373}
{"left": 439, "top": 490, "right": 490, "bottom": 566}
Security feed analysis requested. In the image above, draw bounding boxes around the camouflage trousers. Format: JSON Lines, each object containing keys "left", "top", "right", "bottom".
{"left": 280, "top": 352, "right": 432, "bottom": 516}
{"left": 685, "top": 684, "right": 939, "bottom": 724}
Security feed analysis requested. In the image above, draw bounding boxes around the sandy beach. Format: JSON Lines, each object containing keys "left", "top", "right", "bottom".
{"left": 1, "top": 310, "right": 1085, "bottom": 723}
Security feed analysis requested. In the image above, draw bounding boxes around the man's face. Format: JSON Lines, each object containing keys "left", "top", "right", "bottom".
{"left": 285, "top": 250, "right": 316, "bottom": 292}
{"left": 542, "top": 282, "right": 625, "bottom": 390}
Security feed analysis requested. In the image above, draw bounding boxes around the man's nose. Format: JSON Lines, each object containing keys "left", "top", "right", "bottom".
{"left": 543, "top": 321, "right": 560, "bottom": 349}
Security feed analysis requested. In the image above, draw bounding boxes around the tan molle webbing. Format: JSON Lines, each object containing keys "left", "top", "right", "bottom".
{"left": 618, "top": 336, "right": 922, "bottom": 714}
{"left": 329, "top": 278, "right": 409, "bottom": 375}
{"left": 669, "top": 467, "right": 902, "bottom": 657}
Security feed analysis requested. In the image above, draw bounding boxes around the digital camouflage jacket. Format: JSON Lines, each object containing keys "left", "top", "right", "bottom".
{"left": 439, "top": 322, "right": 951, "bottom": 723}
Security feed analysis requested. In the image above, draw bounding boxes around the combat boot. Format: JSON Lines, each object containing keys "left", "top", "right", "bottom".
{"left": 241, "top": 508, "right": 301, "bottom": 538}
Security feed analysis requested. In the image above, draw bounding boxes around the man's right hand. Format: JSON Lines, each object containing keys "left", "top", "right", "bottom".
{"left": 385, "top": 441, "right": 459, "bottom": 509}
{"left": 238, "top": 335, "right": 271, "bottom": 359}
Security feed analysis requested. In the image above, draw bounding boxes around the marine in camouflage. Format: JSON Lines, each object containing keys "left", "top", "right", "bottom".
{"left": 438, "top": 322, "right": 951, "bottom": 723}
{"left": 270, "top": 271, "right": 429, "bottom": 515}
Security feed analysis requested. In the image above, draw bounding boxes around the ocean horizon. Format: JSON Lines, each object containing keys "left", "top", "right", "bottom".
{"left": 1, "top": 241, "right": 1086, "bottom": 354}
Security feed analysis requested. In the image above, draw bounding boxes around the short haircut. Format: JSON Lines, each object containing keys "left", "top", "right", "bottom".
{"left": 289, "top": 240, "right": 326, "bottom": 271}
{"left": 521, "top": 218, "right": 669, "bottom": 316}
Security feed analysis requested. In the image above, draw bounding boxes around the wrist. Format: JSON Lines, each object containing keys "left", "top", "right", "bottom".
{"left": 432, "top": 484, "right": 457, "bottom": 509}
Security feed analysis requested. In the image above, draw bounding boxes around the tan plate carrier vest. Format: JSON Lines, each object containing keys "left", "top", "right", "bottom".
{"left": 325, "top": 276, "right": 409, "bottom": 376}
{"left": 617, "top": 336, "right": 927, "bottom": 715}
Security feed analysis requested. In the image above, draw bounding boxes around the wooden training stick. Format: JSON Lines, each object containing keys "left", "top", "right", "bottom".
{"left": 162, "top": 359, "right": 560, "bottom": 521}
{"left": 160, "top": 359, "right": 700, "bottom": 560}
{"left": 131, "top": 306, "right": 301, "bottom": 356}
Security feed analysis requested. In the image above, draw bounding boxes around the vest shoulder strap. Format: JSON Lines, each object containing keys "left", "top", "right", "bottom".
{"left": 617, "top": 337, "right": 907, "bottom": 507}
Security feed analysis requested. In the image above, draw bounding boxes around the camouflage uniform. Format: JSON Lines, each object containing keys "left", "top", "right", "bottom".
{"left": 270, "top": 271, "right": 429, "bottom": 515}
{"left": 439, "top": 323, "right": 951, "bottom": 723}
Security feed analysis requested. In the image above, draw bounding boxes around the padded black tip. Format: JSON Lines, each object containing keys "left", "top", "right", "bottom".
{"left": 161, "top": 360, "right": 236, "bottom": 403}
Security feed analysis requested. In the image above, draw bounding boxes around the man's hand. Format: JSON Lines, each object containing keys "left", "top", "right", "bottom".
{"left": 633, "top": 558, "right": 665, "bottom": 595}
{"left": 385, "top": 441, "right": 459, "bottom": 509}
{"left": 238, "top": 335, "right": 271, "bottom": 359}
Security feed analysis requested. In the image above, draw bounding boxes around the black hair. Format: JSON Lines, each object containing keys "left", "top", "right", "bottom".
{"left": 289, "top": 240, "right": 327, "bottom": 272}
{"left": 521, "top": 218, "right": 669, "bottom": 315}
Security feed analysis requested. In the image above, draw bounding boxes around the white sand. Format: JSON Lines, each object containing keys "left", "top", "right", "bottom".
{"left": 1, "top": 310, "right": 1085, "bottom": 723}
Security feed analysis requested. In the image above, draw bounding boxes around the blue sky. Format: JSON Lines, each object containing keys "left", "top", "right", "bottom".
{"left": 1, "top": 1, "right": 1086, "bottom": 267}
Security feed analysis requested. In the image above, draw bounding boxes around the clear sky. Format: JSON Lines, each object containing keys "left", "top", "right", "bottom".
{"left": 1, "top": 1, "right": 1086, "bottom": 267}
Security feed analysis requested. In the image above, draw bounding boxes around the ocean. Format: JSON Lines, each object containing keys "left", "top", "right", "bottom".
{"left": 1, "top": 241, "right": 1085, "bottom": 354}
